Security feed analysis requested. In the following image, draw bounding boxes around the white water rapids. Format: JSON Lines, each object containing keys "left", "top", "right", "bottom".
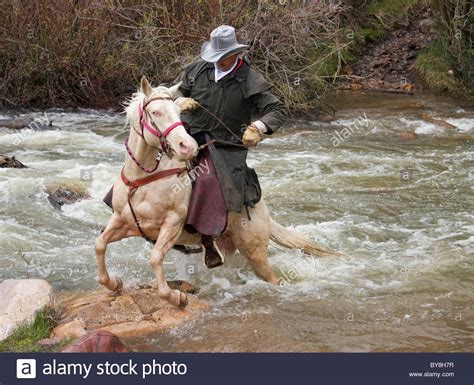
{"left": 0, "top": 92, "right": 473, "bottom": 351}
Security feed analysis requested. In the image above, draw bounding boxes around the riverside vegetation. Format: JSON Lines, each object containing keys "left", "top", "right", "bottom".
{"left": 1, "top": 0, "right": 472, "bottom": 113}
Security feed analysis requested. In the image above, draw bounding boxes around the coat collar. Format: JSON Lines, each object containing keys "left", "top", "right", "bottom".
{"left": 206, "top": 58, "right": 249, "bottom": 83}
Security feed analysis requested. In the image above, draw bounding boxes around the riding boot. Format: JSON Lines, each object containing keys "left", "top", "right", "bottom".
{"left": 202, "top": 234, "right": 224, "bottom": 269}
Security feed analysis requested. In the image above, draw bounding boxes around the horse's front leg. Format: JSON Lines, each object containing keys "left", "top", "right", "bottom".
{"left": 95, "top": 213, "right": 129, "bottom": 292}
{"left": 150, "top": 212, "right": 188, "bottom": 308}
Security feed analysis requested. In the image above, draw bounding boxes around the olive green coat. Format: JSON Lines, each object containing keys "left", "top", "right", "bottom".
{"left": 175, "top": 58, "right": 287, "bottom": 213}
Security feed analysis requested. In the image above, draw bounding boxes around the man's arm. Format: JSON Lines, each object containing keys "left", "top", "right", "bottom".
{"left": 242, "top": 91, "right": 287, "bottom": 147}
{"left": 172, "top": 67, "right": 201, "bottom": 112}
{"left": 248, "top": 91, "right": 287, "bottom": 135}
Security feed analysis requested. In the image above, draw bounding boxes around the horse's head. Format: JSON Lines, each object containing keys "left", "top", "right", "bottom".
{"left": 138, "top": 76, "right": 198, "bottom": 161}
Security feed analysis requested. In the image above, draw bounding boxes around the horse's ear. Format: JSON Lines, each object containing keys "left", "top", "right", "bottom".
{"left": 140, "top": 76, "right": 153, "bottom": 97}
{"left": 167, "top": 82, "right": 182, "bottom": 99}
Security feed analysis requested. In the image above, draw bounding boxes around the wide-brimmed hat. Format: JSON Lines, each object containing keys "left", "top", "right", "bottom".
{"left": 200, "top": 25, "right": 249, "bottom": 63}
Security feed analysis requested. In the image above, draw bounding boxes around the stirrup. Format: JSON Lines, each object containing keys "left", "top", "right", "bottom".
{"left": 203, "top": 240, "right": 225, "bottom": 269}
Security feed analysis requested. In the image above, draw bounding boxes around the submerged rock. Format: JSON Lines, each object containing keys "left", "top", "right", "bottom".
{"left": 0, "top": 155, "right": 27, "bottom": 168}
{"left": 0, "top": 117, "right": 56, "bottom": 130}
{"left": 420, "top": 113, "right": 458, "bottom": 130}
{"left": 0, "top": 118, "right": 33, "bottom": 129}
{"left": 398, "top": 131, "right": 418, "bottom": 141}
{"left": 45, "top": 182, "right": 90, "bottom": 209}
{"left": 61, "top": 330, "right": 128, "bottom": 353}
{"left": 54, "top": 281, "right": 207, "bottom": 339}
{"left": 318, "top": 114, "right": 336, "bottom": 122}
{"left": 0, "top": 279, "right": 55, "bottom": 341}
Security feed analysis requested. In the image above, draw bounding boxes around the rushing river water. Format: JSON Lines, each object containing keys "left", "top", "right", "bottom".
{"left": 0, "top": 91, "right": 473, "bottom": 352}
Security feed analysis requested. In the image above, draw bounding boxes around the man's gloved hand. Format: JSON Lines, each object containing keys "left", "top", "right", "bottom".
{"left": 175, "top": 97, "right": 200, "bottom": 112}
{"left": 242, "top": 125, "right": 263, "bottom": 147}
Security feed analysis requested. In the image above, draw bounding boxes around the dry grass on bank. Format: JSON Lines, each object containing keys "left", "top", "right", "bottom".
{"left": 0, "top": 0, "right": 354, "bottom": 113}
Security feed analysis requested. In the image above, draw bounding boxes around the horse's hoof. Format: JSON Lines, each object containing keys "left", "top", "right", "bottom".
{"left": 112, "top": 276, "right": 123, "bottom": 293}
{"left": 177, "top": 290, "right": 188, "bottom": 309}
{"left": 96, "top": 275, "right": 106, "bottom": 286}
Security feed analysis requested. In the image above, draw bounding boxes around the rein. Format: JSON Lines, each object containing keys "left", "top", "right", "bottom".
{"left": 196, "top": 102, "right": 244, "bottom": 144}
{"left": 124, "top": 138, "right": 159, "bottom": 173}
{"left": 197, "top": 139, "right": 249, "bottom": 151}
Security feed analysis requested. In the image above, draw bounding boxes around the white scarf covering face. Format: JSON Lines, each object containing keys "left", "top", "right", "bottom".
{"left": 214, "top": 57, "right": 239, "bottom": 82}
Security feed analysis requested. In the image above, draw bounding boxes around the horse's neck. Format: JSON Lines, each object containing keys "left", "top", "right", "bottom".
{"left": 123, "top": 122, "right": 184, "bottom": 180}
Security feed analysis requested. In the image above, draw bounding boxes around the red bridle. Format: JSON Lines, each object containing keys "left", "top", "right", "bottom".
{"left": 137, "top": 97, "right": 185, "bottom": 140}
{"left": 125, "top": 95, "right": 190, "bottom": 173}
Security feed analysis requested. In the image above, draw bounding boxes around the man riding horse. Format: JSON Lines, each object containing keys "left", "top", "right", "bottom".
{"left": 174, "top": 25, "right": 287, "bottom": 268}
{"left": 97, "top": 26, "right": 335, "bottom": 304}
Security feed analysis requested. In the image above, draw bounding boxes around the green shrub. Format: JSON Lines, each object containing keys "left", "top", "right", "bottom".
{"left": 366, "top": 0, "right": 422, "bottom": 17}
{"left": 414, "top": 40, "right": 458, "bottom": 93}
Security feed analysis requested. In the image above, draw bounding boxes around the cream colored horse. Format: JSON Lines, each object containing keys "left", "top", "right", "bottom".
{"left": 95, "top": 76, "right": 337, "bottom": 308}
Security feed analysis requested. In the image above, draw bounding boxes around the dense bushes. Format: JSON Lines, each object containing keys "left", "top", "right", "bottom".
{"left": 0, "top": 0, "right": 354, "bottom": 112}
{"left": 1, "top": 1, "right": 471, "bottom": 111}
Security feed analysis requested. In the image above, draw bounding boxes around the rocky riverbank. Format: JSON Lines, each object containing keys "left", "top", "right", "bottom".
{"left": 0, "top": 279, "right": 207, "bottom": 352}
{"left": 338, "top": 5, "right": 436, "bottom": 94}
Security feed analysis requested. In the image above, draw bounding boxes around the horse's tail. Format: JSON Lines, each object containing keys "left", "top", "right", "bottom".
{"left": 269, "top": 219, "right": 341, "bottom": 257}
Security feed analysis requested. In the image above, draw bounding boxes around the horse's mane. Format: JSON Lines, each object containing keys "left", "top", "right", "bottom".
{"left": 123, "top": 85, "right": 171, "bottom": 128}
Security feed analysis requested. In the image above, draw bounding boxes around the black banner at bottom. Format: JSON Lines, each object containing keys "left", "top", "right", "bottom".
{"left": 0, "top": 353, "right": 472, "bottom": 385}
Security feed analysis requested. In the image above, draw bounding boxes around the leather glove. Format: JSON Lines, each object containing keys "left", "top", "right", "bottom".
{"left": 175, "top": 97, "right": 199, "bottom": 112}
{"left": 242, "top": 125, "right": 263, "bottom": 147}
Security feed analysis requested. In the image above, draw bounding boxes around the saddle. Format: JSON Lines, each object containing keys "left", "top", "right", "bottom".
{"left": 102, "top": 149, "right": 261, "bottom": 242}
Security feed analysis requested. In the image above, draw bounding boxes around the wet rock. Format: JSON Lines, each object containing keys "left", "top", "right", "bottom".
{"left": 0, "top": 279, "right": 55, "bottom": 341}
{"left": 0, "top": 155, "right": 27, "bottom": 168}
{"left": 55, "top": 281, "right": 208, "bottom": 339}
{"left": 398, "top": 132, "right": 418, "bottom": 141}
{"left": 61, "top": 330, "right": 128, "bottom": 352}
{"left": 51, "top": 318, "right": 87, "bottom": 340}
{"left": 27, "top": 120, "right": 55, "bottom": 130}
{"left": 0, "top": 118, "right": 33, "bottom": 129}
{"left": 45, "top": 182, "right": 90, "bottom": 209}
{"left": 318, "top": 113, "right": 336, "bottom": 122}
{"left": 0, "top": 117, "right": 56, "bottom": 130}
{"left": 420, "top": 113, "right": 458, "bottom": 130}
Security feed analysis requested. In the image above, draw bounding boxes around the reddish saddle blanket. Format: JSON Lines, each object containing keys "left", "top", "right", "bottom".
{"left": 184, "top": 149, "right": 227, "bottom": 236}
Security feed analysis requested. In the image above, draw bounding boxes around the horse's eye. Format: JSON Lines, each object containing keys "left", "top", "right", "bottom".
{"left": 152, "top": 111, "right": 162, "bottom": 116}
